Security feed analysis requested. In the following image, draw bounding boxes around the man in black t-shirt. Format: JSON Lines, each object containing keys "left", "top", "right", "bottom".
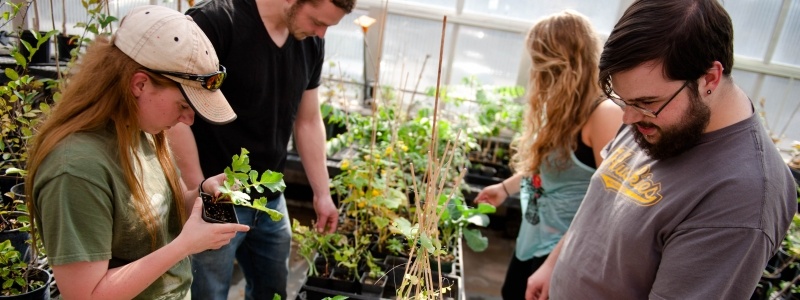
{"left": 167, "top": 0, "right": 355, "bottom": 299}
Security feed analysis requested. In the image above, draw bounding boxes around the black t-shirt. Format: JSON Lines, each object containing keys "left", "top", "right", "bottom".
{"left": 186, "top": 0, "right": 323, "bottom": 199}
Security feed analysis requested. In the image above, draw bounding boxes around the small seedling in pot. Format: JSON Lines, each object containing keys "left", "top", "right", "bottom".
{"left": 202, "top": 148, "right": 286, "bottom": 223}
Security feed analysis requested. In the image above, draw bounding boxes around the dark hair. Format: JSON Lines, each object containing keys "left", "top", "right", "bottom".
{"left": 599, "top": 0, "right": 733, "bottom": 95}
{"left": 299, "top": 0, "right": 356, "bottom": 13}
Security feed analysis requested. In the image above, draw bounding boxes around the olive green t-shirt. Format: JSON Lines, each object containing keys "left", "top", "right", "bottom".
{"left": 32, "top": 127, "right": 191, "bottom": 299}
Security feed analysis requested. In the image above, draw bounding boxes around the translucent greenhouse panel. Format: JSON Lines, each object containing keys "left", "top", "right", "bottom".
{"left": 392, "top": 0, "right": 456, "bottom": 10}
{"left": 462, "top": 0, "right": 622, "bottom": 35}
{"left": 731, "top": 69, "right": 760, "bottom": 101}
{"left": 773, "top": 0, "right": 800, "bottom": 67}
{"left": 378, "top": 14, "right": 455, "bottom": 94}
{"left": 754, "top": 74, "right": 800, "bottom": 144}
{"left": 723, "top": 0, "right": 783, "bottom": 61}
{"left": 322, "top": 11, "right": 366, "bottom": 84}
{"left": 449, "top": 25, "right": 523, "bottom": 88}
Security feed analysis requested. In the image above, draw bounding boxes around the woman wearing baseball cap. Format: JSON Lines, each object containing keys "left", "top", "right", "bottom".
{"left": 24, "top": 5, "right": 248, "bottom": 299}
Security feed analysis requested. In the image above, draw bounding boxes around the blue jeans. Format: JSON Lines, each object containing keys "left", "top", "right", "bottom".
{"left": 191, "top": 194, "right": 291, "bottom": 300}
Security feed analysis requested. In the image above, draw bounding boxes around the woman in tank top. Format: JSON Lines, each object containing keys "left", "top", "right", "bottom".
{"left": 474, "top": 10, "right": 623, "bottom": 300}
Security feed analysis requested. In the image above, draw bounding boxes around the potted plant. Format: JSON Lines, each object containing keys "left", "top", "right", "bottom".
{"left": 359, "top": 253, "right": 387, "bottom": 296}
{"left": 201, "top": 148, "right": 285, "bottom": 223}
{"left": 0, "top": 183, "right": 31, "bottom": 261}
{"left": 753, "top": 187, "right": 800, "bottom": 299}
{"left": 0, "top": 239, "right": 50, "bottom": 299}
{"left": 0, "top": 185, "right": 50, "bottom": 300}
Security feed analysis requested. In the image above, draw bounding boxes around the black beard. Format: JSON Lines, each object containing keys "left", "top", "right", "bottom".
{"left": 632, "top": 93, "right": 710, "bottom": 160}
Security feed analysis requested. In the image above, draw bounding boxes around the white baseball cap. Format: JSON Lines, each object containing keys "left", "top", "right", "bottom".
{"left": 113, "top": 5, "right": 236, "bottom": 124}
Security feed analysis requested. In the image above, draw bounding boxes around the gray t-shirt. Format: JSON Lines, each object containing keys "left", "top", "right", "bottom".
{"left": 550, "top": 113, "right": 796, "bottom": 299}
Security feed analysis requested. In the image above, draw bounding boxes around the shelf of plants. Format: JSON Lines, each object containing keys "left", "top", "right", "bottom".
{"left": 295, "top": 231, "right": 466, "bottom": 300}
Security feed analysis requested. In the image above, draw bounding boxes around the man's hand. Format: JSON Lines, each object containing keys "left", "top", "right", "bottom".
{"left": 313, "top": 194, "right": 338, "bottom": 233}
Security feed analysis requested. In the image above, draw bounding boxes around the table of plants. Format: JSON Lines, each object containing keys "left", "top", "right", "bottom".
{"left": 288, "top": 79, "right": 515, "bottom": 300}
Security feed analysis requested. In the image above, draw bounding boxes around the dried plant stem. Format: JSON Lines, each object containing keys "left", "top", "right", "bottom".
{"left": 395, "top": 15, "right": 466, "bottom": 300}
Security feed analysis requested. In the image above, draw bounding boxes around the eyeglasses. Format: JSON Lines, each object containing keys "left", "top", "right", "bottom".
{"left": 147, "top": 65, "right": 227, "bottom": 91}
{"left": 607, "top": 80, "right": 691, "bottom": 118}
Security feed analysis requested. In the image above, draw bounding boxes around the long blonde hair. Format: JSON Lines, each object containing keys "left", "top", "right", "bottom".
{"left": 511, "top": 10, "right": 603, "bottom": 175}
{"left": 25, "top": 36, "right": 187, "bottom": 250}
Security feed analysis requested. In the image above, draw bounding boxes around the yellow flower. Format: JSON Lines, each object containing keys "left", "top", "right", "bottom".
{"left": 401, "top": 145, "right": 409, "bottom": 152}
{"left": 358, "top": 202, "right": 366, "bottom": 208}
{"left": 340, "top": 159, "right": 350, "bottom": 170}
{"left": 384, "top": 146, "right": 394, "bottom": 156}
{"left": 371, "top": 189, "right": 381, "bottom": 197}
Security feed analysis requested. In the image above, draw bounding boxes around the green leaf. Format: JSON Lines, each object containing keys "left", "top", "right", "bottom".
{"left": 390, "top": 217, "right": 416, "bottom": 239}
{"left": 258, "top": 170, "right": 286, "bottom": 193}
{"left": 463, "top": 227, "right": 489, "bottom": 252}
{"left": 12, "top": 52, "right": 26, "bottom": 68}
{"left": 419, "top": 233, "right": 435, "bottom": 253}
{"left": 476, "top": 202, "right": 496, "bottom": 214}
{"left": 466, "top": 214, "right": 490, "bottom": 227}
{"left": 4, "top": 68, "right": 18, "bottom": 81}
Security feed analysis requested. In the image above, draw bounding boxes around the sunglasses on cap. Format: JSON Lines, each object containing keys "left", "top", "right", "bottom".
{"left": 147, "top": 65, "right": 227, "bottom": 91}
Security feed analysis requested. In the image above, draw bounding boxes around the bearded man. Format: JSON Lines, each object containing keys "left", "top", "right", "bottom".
{"left": 524, "top": 1, "right": 797, "bottom": 299}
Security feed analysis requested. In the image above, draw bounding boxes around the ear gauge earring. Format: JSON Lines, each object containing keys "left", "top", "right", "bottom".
{"left": 706, "top": 90, "right": 712, "bottom": 95}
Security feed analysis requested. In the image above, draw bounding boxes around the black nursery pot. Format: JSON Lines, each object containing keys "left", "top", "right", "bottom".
{"left": 0, "top": 267, "right": 52, "bottom": 300}
{"left": 360, "top": 271, "right": 387, "bottom": 296}
{"left": 200, "top": 192, "right": 238, "bottom": 224}
{"left": 328, "top": 268, "right": 359, "bottom": 294}
{"left": 55, "top": 34, "right": 79, "bottom": 62}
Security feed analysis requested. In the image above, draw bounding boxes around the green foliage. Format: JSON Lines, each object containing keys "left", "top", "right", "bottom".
{"left": 0, "top": 240, "right": 44, "bottom": 296}
{"left": 217, "top": 148, "right": 286, "bottom": 221}
{"left": 0, "top": 29, "right": 58, "bottom": 176}
{"left": 428, "top": 76, "right": 524, "bottom": 165}
{"left": 291, "top": 219, "right": 349, "bottom": 277}
{"left": 427, "top": 76, "right": 524, "bottom": 139}
{"left": 332, "top": 234, "right": 371, "bottom": 280}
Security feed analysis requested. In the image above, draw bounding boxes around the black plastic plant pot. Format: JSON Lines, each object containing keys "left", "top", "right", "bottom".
{"left": 359, "top": 271, "right": 386, "bottom": 296}
{"left": 431, "top": 272, "right": 460, "bottom": 300}
{"left": 0, "top": 267, "right": 52, "bottom": 300}
{"left": 383, "top": 255, "right": 409, "bottom": 268}
{"left": 200, "top": 192, "right": 238, "bottom": 224}
{"left": 329, "top": 268, "right": 359, "bottom": 294}
{"left": 55, "top": 34, "right": 79, "bottom": 62}
{"left": 304, "top": 255, "right": 334, "bottom": 290}
{"left": 430, "top": 256, "right": 455, "bottom": 274}
{"left": 384, "top": 265, "right": 406, "bottom": 289}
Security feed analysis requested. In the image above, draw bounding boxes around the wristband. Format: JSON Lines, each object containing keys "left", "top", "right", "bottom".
{"left": 500, "top": 181, "right": 510, "bottom": 196}
{"left": 199, "top": 178, "right": 208, "bottom": 194}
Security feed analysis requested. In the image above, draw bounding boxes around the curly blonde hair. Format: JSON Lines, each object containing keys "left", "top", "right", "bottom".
{"left": 511, "top": 10, "right": 603, "bottom": 175}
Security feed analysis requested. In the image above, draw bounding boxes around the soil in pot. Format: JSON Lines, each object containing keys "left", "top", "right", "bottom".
{"left": 200, "top": 192, "right": 238, "bottom": 224}
{"left": 360, "top": 271, "right": 386, "bottom": 296}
